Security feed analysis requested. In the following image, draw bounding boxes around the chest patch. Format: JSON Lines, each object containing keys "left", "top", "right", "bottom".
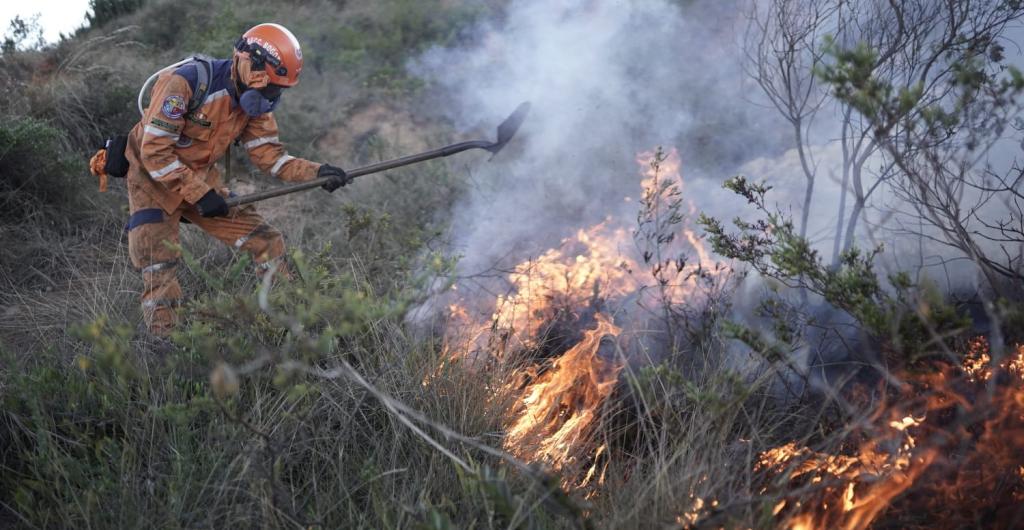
{"left": 161, "top": 95, "right": 187, "bottom": 119}
{"left": 176, "top": 136, "right": 193, "bottom": 148}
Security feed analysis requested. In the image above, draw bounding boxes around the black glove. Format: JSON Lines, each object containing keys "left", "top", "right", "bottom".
{"left": 319, "top": 164, "right": 351, "bottom": 193}
{"left": 195, "top": 189, "right": 229, "bottom": 218}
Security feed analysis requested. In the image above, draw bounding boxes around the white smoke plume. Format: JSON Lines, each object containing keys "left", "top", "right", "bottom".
{"left": 410, "top": 0, "right": 803, "bottom": 278}
{"left": 410, "top": 0, "right": 1022, "bottom": 328}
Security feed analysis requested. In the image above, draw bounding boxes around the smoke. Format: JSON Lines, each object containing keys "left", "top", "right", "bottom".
{"left": 406, "top": 0, "right": 868, "bottom": 375}
{"left": 407, "top": 0, "right": 1023, "bottom": 371}
{"left": 412, "top": 0, "right": 1024, "bottom": 290}
{"left": 410, "top": 0, "right": 797, "bottom": 277}
{"left": 400, "top": 1, "right": 1024, "bottom": 479}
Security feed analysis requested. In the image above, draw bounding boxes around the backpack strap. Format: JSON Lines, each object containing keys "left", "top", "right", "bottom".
{"left": 186, "top": 56, "right": 212, "bottom": 116}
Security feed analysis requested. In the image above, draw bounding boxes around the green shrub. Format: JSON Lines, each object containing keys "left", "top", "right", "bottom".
{"left": 87, "top": 0, "right": 146, "bottom": 30}
{"left": 317, "top": 0, "right": 488, "bottom": 91}
{"left": 699, "top": 176, "right": 972, "bottom": 369}
{"left": 0, "top": 116, "right": 86, "bottom": 219}
{"left": 0, "top": 244, "right": 581, "bottom": 527}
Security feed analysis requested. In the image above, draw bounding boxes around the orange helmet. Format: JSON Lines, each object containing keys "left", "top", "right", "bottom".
{"left": 235, "top": 23, "right": 304, "bottom": 87}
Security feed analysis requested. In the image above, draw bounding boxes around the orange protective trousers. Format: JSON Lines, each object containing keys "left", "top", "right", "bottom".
{"left": 127, "top": 201, "right": 285, "bottom": 336}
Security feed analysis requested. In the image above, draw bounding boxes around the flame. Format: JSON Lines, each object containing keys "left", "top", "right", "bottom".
{"left": 962, "top": 335, "right": 992, "bottom": 382}
{"left": 439, "top": 221, "right": 640, "bottom": 485}
{"left": 439, "top": 221, "right": 640, "bottom": 368}
{"left": 490, "top": 222, "right": 636, "bottom": 352}
{"left": 504, "top": 314, "right": 622, "bottom": 467}
{"left": 961, "top": 336, "right": 1024, "bottom": 382}
{"left": 675, "top": 496, "right": 707, "bottom": 527}
{"left": 756, "top": 337, "right": 1024, "bottom": 530}
{"left": 444, "top": 148, "right": 713, "bottom": 361}
{"left": 440, "top": 147, "right": 719, "bottom": 488}
{"left": 438, "top": 140, "right": 1023, "bottom": 528}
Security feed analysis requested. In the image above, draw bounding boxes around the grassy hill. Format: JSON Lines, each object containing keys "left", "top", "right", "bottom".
{"left": 0, "top": 1, "right": 523, "bottom": 527}
{"left": 1, "top": 1, "right": 1022, "bottom": 528}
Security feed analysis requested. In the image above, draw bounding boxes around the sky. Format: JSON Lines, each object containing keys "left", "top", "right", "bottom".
{"left": 1, "top": 0, "right": 91, "bottom": 44}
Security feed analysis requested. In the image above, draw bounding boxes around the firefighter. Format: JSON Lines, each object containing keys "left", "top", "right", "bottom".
{"left": 125, "top": 23, "right": 348, "bottom": 337}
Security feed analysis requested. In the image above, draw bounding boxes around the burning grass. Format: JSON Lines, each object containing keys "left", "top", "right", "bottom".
{"left": 435, "top": 148, "right": 1024, "bottom": 528}
{"left": 437, "top": 148, "right": 726, "bottom": 488}
{"left": 5, "top": 134, "right": 1022, "bottom": 527}
{"left": 755, "top": 341, "right": 1024, "bottom": 530}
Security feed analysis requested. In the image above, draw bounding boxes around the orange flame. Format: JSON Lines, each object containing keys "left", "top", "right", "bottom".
{"left": 504, "top": 313, "right": 623, "bottom": 467}
{"left": 756, "top": 338, "right": 1024, "bottom": 529}
{"left": 490, "top": 222, "right": 636, "bottom": 352}
{"left": 439, "top": 140, "right": 1024, "bottom": 529}
{"left": 441, "top": 148, "right": 720, "bottom": 487}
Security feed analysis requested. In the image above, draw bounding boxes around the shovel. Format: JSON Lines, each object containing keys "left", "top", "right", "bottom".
{"left": 225, "top": 101, "right": 531, "bottom": 207}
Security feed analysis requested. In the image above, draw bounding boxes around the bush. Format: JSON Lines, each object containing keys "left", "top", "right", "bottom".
{"left": 87, "top": 0, "right": 145, "bottom": 30}
{"left": 315, "top": 0, "right": 488, "bottom": 92}
{"left": 699, "top": 176, "right": 973, "bottom": 370}
{"left": 0, "top": 246, "right": 580, "bottom": 527}
{"left": 0, "top": 116, "right": 86, "bottom": 219}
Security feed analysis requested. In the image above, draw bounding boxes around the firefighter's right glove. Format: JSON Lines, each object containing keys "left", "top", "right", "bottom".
{"left": 319, "top": 164, "right": 351, "bottom": 193}
{"left": 195, "top": 189, "right": 230, "bottom": 218}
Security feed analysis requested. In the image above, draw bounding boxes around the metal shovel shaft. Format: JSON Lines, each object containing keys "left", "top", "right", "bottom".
{"left": 225, "top": 101, "right": 530, "bottom": 208}
{"left": 225, "top": 139, "right": 493, "bottom": 207}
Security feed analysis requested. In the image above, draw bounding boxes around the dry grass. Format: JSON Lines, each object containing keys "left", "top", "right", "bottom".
{"left": 4, "top": 1, "right": 1019, "bottom": 528}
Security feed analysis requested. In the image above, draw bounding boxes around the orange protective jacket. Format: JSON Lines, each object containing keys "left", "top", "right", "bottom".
{"left": 126, "top": 58, "right": 320, "bottom": 214}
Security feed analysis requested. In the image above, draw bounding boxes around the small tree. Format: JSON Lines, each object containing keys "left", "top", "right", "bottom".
{"left": 816, "top": 1, "right": 1024, "bottom": 361}
{"left": 86, "top": 0, "right": 144, "bottom": 29}
{"left": 745, "top": 0, "right": 836, "bottom": 245}
{"left": 747, "top": 0, "right": 1024, "bottom": 270}
{"left": 1, "top": 15, "right": 44, "bottom": 54}
{"left": 633, "top": 147, "right": 722, "bottom": 345}
{"left": 699, "top": 176, "right": 971, "bottom": 370}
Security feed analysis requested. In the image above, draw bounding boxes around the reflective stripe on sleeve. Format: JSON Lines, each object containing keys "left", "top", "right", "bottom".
{"left": 243, "top": 136, "right": 281, "bottom": 150}
{"left": 270, "top": 154, "right": 294, "bottom": 176}
{"left": 150, "top": 160, "right": 183, "bottom": 179}
{"left": 143, "top": 125, "right": 180, "bottom": 139}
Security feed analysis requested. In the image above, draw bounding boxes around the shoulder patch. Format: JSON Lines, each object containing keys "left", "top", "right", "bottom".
{"left": 149, "top": 118, "right": 181, "bottom": 133}
{"left": 161, "top": 95, "right": 187, "bottom": 119}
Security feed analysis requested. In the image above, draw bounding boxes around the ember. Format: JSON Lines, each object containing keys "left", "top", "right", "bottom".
{"left": 440, "top": 145, "right": 1024, "bottom": 529}
{"left": 756, "top": 340, "right": 1024, "bottom": 529}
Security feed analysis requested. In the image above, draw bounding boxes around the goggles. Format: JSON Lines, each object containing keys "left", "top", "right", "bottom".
{"left": 235, "top": 37, "right": 289, "bottom": 78}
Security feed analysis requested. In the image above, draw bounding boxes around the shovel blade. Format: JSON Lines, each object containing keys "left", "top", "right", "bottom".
{"left": 487, "top": 101, "right": 531, "bottom": 154}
